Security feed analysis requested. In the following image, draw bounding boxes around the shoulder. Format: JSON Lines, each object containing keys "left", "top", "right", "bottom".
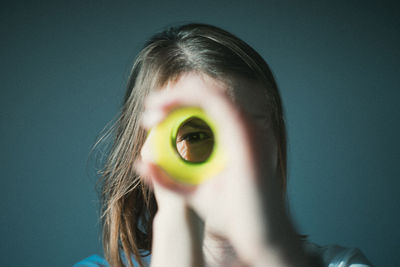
{"left": 303, "top": 241, "right": 374, "bottom": 267}
{"left": 73, "top": 255, "right": 110, "bottom": 267}
{"left": 73, "top": 254, "right": 151, "bottom": 267}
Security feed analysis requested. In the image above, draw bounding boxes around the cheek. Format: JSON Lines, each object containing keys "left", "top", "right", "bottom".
{"left": 176, "top": 141, "right": 189, "bottom": 159}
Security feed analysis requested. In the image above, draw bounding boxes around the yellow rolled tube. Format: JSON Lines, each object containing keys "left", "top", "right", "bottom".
{"left": 146, "top": 107, "right": 226, "bottom": 185}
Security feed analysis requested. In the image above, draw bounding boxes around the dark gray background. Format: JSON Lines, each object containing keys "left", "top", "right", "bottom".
{"left": 1, "top": 1, "right": 399, "bottom": 266}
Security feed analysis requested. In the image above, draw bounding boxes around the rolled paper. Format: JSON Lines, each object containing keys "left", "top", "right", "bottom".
{"left": 146, "top": 107, "right": 226, "bottom": 185}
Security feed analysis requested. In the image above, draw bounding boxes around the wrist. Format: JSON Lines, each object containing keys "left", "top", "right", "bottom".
{"left": 152, "top": 204, "right": 205, "bottom": 267}
{"left": 241, "top": 191, "right": 309, "bottom": 267}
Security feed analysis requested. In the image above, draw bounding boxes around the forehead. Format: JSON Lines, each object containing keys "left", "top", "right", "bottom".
{"left": 163, "top": 72, "right": 270, "bottom": 128}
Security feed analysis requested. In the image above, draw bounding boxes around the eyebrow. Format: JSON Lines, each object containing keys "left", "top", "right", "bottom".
{"left": 183, "top": 119, "right": 211, "bottom": 131}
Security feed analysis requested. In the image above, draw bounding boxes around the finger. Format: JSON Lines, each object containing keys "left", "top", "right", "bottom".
{"left": 140, "top": 107, "right": 168, "bottom": 130}
{"left": 143, "top": 81, "right": 252, "bottom": 151}
{"left": 133, "top": 159, "right": 154, "bottom": 189}
{"left": 143, "top": 83, "right": 258, "bottom": 185}
{"left": 135, "top": 158, "right": 197, "bottom": 194}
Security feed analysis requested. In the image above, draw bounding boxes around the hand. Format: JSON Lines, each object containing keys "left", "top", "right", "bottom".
{"left": 135, "top": 73, "right": 307, "bottom": 267}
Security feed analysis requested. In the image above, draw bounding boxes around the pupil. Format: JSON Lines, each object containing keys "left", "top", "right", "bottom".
{"left": 190, "top": 133, "right": 200, "bottom": 141}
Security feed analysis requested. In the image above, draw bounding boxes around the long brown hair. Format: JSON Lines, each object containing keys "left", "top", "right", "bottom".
{"left": 96, "top": 23, "right": 287, "bottom": 267}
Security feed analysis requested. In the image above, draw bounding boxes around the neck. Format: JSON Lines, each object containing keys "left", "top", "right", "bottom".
{"left": 202, "top": 230, "right": 246, "bottom": 267}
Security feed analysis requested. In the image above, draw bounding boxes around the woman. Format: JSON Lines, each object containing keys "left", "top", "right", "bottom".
{"left": 75, "top": 23, "right": 372, "bottom": 267}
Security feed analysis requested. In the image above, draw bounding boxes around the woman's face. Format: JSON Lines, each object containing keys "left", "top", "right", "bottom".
{"left": 161, "top": 72, "right": 277, "bottom": 167}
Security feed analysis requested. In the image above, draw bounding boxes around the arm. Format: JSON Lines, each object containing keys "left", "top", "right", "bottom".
{"left": 136, "top": 76, "right": 309, "bottom": 267}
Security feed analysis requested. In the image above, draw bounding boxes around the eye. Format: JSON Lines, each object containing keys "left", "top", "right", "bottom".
{"left": 175, "top": 117, "right": 215, "bottom": 162}
{"left": 180, "top": 132, "right": 211, "bottom": 144}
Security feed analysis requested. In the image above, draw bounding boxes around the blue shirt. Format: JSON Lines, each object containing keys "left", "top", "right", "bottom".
{"left": 74, "top": 242, "right": 373, "bottom": 267}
